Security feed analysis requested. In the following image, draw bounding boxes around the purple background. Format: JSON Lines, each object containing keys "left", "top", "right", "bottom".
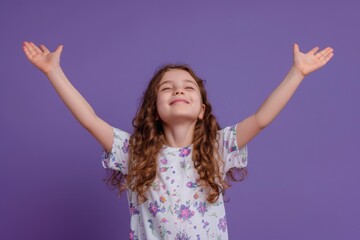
{"left": 1, "top": 0, "right": 359, "bottom": 239}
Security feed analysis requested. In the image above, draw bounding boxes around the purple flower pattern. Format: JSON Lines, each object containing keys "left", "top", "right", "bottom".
{"left": 197, "top": 202, "right": 208, "bottom": 216}
{"left": 148, "top": 201, "right": 161, "bottom": 217}
{"left": 122, "top": 139, "right": 129, "bottom": 153}
{"left": 129, "top": 230, "right": 138, "bottom": 240}
{"left": 129, "top": 203, "right": 139, "bottom": 216}
{"left": 100, "top": 125, "right": 247, "bottom": 239}
{"left": 179, "top": 147, "right": 191, "bottom": 157}
{"left": 176, "top": 204, "right": 195, "bottom": 220}
{"left": 218, "top": 216, "right": 227, "bottom": 232}
{"left": 175, "top": 231, "right": 191, "bottom": 240}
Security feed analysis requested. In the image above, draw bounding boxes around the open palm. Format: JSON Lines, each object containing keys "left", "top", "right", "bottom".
{"left": 22, "top": 41, "right": 63, "bottom": 75}
{"left": 293, "top": 43, "right": 334, "bottom": 77}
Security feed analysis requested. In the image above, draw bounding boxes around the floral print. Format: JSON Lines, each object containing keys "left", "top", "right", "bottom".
{"left": 101, "top": 125, "right": 248, "bottom": 239}
{"left": 218, "top": 217, "right": 227, "bottom": 232}
{"left": 129, "top": 203, "right": 139, "bottom": 216}
{"left": 160, "top": 158, "right": 168, "bottom": 165}
{"left": 179, "top": 147, "right": 191, "bottom": 157}
{"left": 159, "top": 195, "right": 167, "bottom": 203}
{"left": 176, "top": 204, "right": 195, "bottom": 220}
{"left": 197, "top": 201, "right": 208, "bottom": 216}
{"left": 202, "top": 219, "right": 209, "bottom": 229}
{"left": 175, "top": 231, "right": 191, "bottom": 240}
{"left": 186, "top": 181, "right": 198, "bottom": 189}
{"left": 148, "top": 201, "right": 165, "bottom": 217}
{"left": 129, "top": 230, "right": 138, "bottom": 240}
{"left": 122, "top": 139, "right": 129, "bottom": 153}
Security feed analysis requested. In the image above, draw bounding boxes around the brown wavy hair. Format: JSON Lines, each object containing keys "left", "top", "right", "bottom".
{"left": 105, "top": 64, "right": 247, "bottom": 204}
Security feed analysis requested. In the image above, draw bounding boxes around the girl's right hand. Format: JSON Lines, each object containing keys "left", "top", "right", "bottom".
{"left": 22, "top": 41, "right": 63, "bottom": 75}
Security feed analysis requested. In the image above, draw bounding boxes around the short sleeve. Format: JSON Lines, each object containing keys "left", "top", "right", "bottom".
{"left": 217, "top": 124, "right": 248, "bottom": 177}
{"left": 101, "top": 127, "right": 130, "bottom": 174}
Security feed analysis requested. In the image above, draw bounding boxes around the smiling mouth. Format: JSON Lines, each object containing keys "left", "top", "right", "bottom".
{"left": 170, "top": 100, "right": 189, "bottom": 105}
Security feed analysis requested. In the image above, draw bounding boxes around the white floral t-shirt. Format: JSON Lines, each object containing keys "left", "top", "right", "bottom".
{"left": 101, "top": 125, "right": 248, "bottom": 240}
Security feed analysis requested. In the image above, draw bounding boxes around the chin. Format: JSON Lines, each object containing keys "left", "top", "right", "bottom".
{"left": 161, "top": 115, "right": 199, "bottom": 125}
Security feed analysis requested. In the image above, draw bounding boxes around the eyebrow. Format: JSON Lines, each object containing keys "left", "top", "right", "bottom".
{"left": 159, "top": 79, "right": 198, "bottom": 87}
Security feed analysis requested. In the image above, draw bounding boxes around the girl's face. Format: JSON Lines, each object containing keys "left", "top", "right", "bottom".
{"left": 156, "top": 69, "right": 205, "bottom": 125}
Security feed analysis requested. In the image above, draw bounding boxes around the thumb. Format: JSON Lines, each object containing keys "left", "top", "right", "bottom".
{"left": 55, "top": 44, "right": 63, "bottom": 55}
{"left": 293, "top": 43, "right": 300, "bottom": 55}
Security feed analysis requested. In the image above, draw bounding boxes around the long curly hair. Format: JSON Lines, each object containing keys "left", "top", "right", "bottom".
{"left": 105, "top": 64, "right": 247, "bottom": 204}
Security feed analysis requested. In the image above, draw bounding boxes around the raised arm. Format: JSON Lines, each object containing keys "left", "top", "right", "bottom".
{"left": 236, "top": 43, "right": 334, "bottom": 148}
{"left": 22, "top": 41, "right": 114, "bottom": 152}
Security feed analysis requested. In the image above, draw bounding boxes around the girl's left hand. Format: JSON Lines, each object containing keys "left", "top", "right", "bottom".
{"left": 293, "top": 43, "right": 334, "bottom": 77}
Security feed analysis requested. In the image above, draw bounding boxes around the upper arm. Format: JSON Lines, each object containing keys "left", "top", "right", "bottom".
{"left": 236, "top": 114, "right": 263, "bottom": 149}
{"left": 85, "top": 116, "right": 114, "bottom": 153}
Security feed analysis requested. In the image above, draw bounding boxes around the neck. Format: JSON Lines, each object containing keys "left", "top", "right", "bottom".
{"left": 162, "top": 121, "right": 197, "bottom": 148}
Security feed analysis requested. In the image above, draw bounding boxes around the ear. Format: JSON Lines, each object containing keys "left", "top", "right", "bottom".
{"left": 198, "top": 104, "right": 205, "bottom": 120}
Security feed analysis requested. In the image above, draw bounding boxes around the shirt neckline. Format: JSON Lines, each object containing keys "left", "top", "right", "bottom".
{"left": 162, "top": 144, "right": 193, "bottom": 150}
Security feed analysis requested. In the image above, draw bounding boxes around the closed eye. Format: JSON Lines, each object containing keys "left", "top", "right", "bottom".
{"left": 161, "top": 87, "right": 172, "bottom": 91}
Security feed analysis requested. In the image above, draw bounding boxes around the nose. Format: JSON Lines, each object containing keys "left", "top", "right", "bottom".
{"left": 174, "top": 88, "right": 184, "bottom": 95}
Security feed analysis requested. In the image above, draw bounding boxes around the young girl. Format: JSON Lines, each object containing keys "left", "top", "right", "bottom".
{"left": 22, "top": 41, "right": 334, "bottom": 239}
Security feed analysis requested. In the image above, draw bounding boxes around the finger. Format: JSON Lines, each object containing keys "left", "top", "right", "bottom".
{"left": 315, "top": 47, "right": 333, "bottom": 58}
{"left": 40, "top": 44, "right": 50, "bottom": 54}
{"left": 322, "top": 51, "right": 334, "bottom": 63}
{"left": 307, "top": 46, "right": 319, "bottom": 55}
{"left": 23, "top": 41, "right": 37, "bottom": 56}
{"left": 316, "top": 50, "right": 332, "bottom": 62}
{"left": 317, "top": 50, "right": 334, "bottom": 65}
{"left": 29, "top": 42, "right": 43, "bottom": 55}
{"left": 23, "top": 43, "right": 34, "bottom": 60}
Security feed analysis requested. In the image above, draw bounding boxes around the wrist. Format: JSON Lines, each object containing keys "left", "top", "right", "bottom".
{"left": 45, "top": 65, "right": 63, "bottom": 77}
{"left": 290, "top": 65, "right": 306, "bottom": 79}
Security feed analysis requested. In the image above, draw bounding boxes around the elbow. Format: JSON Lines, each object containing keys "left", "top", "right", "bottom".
{"left": 254, "top": 114, "right": 269, "bottom": 130}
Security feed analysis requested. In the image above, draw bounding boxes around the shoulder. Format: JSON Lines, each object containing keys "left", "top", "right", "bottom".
{"left": 113, "top": 127, "right": 131, "bottom": 139}
{"left": 217, "top": 124, "right": 237, "bottom": 142}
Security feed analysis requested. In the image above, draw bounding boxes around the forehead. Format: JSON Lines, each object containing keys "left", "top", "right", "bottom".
{"left": 160, "top": 69, "right": 196, "bottom": 84}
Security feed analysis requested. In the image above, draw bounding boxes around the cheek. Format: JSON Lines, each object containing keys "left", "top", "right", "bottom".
{"left": 156, "top": 95, "right": 166, "bottom": 117}
{"left": 156, "top": 95, "right": 164, "bottom": 108}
